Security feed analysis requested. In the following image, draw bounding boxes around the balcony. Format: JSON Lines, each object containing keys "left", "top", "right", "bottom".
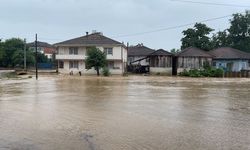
{"left": 56, "top": 55, "right": 85, "bottom": 60}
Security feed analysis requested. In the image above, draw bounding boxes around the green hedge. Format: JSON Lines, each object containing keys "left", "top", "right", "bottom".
{"left": 179, "top": 68, "right": 224, "bottom": 77}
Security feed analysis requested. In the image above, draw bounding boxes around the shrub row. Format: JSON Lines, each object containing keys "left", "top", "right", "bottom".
{"left": 179, "top": 68, "right": 224, "bottom": 77}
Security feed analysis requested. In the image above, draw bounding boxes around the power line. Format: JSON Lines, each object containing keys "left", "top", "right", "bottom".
{"left": 112, "top": 12, "right": 244, "bottom": 38}
{"left": 170, "top": 0, "right": 250, "bottom": 8}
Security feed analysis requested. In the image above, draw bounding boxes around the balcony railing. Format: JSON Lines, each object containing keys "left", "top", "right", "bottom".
{"left": 56, "top": 55, "right": 85, "bottom": 60}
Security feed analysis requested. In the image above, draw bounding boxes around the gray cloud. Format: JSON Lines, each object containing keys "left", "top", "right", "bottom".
{"left": 0, "top": 0, "right": 248, "bottom": 50}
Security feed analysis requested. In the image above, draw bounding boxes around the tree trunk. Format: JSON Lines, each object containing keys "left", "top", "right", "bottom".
{"left": 96, "top": 67, "right": 100, "bottom": 76}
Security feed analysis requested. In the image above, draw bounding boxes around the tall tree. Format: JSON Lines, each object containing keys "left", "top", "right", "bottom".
{"left": 85, "top": 47, "right": 107, "bottom": 76}
{"left": 181, "top": 23, "right": 214, "bottom": 51}
{"left": 228, "top": 11, "right": 250, "bottom": 52}
{"left": 211, "top": 30, "right": 231, "bottom": 48}
{"left": 2, "top": 38, "right": 24, "bottom": 67}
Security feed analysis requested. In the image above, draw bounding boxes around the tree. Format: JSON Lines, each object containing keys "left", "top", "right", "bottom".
{"left": 0, "top": 38, "right": 36, "bottom": 68}
{"left": 85, "top": 47, "right": 107, "bottom": 76}
{"left": 211, "top": 30, "right": 231, "bottom": 48}
{"left": 181, "top": 23, "right": 214, "bottom": 51}
{"left": 170, "top": 48, "right": 180, "bottom": 54}
{"left": 0, "top": 40, "right": 4, "bottom": 66}
{"left": 2, "top": 38, "right": 24, "bottom": 67}
{"left": 11, "top": 49, "right": 35, "bottom": 68}
{"left": 37, "top": 52, "right": 49, "bottom": 63}
{"left": 228, "top": 11, "right": 250, "bottom": 52}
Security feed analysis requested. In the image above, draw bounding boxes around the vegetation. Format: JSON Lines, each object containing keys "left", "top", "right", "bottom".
{"left": 0, "top": 38, "right": 49, "bottom": 68}
{"left": 170, "top": 48, "right": 180, "bottom": 54}
{"left": 179, "top": 63, "right": 224, "bottom": 77}
{"left": 180, "top": 11, "right": 250, "bottom": 53}
{"left": 85, "top": 47, "right": 107, "bottom": 76}
{"left": 102, "top": 67, "right": 110, "bottom": 76}
{"left": 181, "top": 23, "right": 214, "bottom": 51}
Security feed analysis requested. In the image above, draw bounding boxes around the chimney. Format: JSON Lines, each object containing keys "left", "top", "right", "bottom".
{"left": 86, "top": 32, "right": 89, "bottom": 36}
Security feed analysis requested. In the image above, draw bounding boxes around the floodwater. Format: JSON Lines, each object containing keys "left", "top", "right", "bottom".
{"left": 0, "top": 76, "right": 249, "bottom": 150}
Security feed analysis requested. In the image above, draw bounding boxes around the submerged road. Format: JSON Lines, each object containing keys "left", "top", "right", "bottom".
{"left": 0, "top": 76, "right": 249, "bottom": 150}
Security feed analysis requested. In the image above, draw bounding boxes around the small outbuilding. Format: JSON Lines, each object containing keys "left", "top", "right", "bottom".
{"left": 148, "top": 49, "right": 173, "bottom": 75}
{"left": 176, "top": 47, "right": 214, "bottom": 73}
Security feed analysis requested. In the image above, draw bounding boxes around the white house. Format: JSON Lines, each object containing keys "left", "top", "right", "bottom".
{"left": 55, "top": 32, "right": 127, "bottom": 75}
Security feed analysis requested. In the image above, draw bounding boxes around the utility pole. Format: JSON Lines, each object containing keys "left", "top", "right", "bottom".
{"left": 35, "top": 34, "right": 38, "bottom": 80}
{"left": 24, "top": 38, "right": 27, "bottom": 71}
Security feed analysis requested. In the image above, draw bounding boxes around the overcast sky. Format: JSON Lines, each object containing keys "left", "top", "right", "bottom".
{"left": 0, "top": 0, "right": 249, "bottom": 50}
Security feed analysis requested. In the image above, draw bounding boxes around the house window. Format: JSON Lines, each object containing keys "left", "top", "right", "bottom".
{"left": 69, "top": 47, "right": 78, "bottom": 55}
{"left": 104, "top": 48, "right": 113, "bottom": 55}
{"left": 69, "top": 61, "right": 79, "bottom": 69}
{"left": 59, "top": 61, "right": 64, "bottom": 68}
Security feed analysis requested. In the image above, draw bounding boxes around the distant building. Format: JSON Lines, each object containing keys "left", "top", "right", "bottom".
{"left": 54, "top": 32, "right": 127, "bottom": 75}
{"left": 210, "top": 47, "right": 250, "bottom": 72}
{"left": 28, "top": 41, "right": 56, "bottom": 59}
{"left": 176, "top": 47, "right": 213, "bottom": 73}
{"left": 128, "top": 44, "right": 155, "bottom": 66}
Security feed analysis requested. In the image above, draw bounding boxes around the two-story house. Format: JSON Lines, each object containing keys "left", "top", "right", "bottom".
{"left": 54, "top": 32, "right": 127, "bottom": 75}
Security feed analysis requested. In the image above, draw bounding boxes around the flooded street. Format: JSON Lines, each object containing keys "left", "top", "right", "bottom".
{"left": 0, "top": 76, "right": 249, "bottom": 150}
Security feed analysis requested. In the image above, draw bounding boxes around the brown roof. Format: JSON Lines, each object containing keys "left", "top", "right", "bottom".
{"left": 54, "top": 33, "right": 122, "bottom": 46}
{"left": 210, "top": 47, "right": 250, "bottom": 60}
{"left": 44, "top": 47, "right": 56, "bottom": 54}
{"left": 128, "top": 44, "right": 155, "bottom": 56}
{"left": 177, "top": 47, "right": 213, "bottom": 58}
{"left": 28, "top": 41, "right": 55, "bottom": 48}
{"left": 149, "top": 49, "right": 173, "bottom": 56}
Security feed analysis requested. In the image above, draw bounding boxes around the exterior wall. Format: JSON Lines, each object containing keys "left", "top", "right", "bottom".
{"left": 213, "top": 60, "right": 249, "bottom": 72}
{"left": 150, "top": 67, "right": 172, "bottom": 75}
{"left": 56, "top": 46, "right": 126, "bottom": 75}
{"left": 150, "top": 56, "right": 172, "bottom": 67}
{"left": 128, "top": 56, "right": 149, "bottom": 66}
{"left": 178, "top": 57, "right": 212, "bottom": 69}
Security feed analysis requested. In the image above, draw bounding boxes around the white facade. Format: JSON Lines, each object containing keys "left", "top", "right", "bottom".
{"left": 56, "top": 46, "right": 127, "bottom": 75}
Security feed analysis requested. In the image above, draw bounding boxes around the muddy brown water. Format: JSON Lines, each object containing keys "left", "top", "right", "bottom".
{"left": 0, "top": 76, "right": 249, "bottom": 150}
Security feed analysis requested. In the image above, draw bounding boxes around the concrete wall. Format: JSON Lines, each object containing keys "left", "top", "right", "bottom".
{"left": 58, "top": 60, "right": 123, "bottom": 75}
{"left": 150, "top": 67, "right": 172, "bottom": 75}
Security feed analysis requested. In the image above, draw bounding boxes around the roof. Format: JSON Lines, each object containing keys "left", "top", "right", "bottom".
{"left": 54, "top": 33, "right": 123, "bottom": 46}
{"left": 27, "top": 41, "right": 55, "bottom": 48}
{"left": 177, "top": 47, "right": 213, "bottom": 58}
{"left": 44, "top": 47, "right": 56, "bottom": 54}
{"left": 128, "top": 44, "right": 155, "bottom": 56}
{"left": 210, "top": 47, "right": 250, "bottom": 60}
{"left": 149, "top": 49, "right": 173, "bottom": 56}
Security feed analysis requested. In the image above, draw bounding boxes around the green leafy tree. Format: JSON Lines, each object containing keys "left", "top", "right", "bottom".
{"left": 211, "top": 30, "right": 231, "bottom": 48}
{"left": 228, "top": 11, "right": 250, "bottom": 52}
{"left": 37, "top": 52, "right": 49, "bottom": 63}
{"left": 170, "top": 48, "right": 180, "bottom": 54}
{"left": 2, "top": 38, "right": 24, "bottom": 67}
{"left": 85, "top": 47, "right": 107, "bottom": 76}
{"left": 11, "top": 49, "right": 35, "bottom": 68}
{"left": 181, "top": 23, "right": 214, "bottom": 51}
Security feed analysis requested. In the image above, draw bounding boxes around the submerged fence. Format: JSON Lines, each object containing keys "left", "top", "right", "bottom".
{"left": 224, "top": 70, "right": 250, "bottom": 78}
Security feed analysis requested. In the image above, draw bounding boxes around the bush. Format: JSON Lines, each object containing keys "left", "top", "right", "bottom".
{"left": 179, "top": 67, "right": 224, "bottom": 78}
{"left": 102, "top": 67, "right": 110, "bottom": 76}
